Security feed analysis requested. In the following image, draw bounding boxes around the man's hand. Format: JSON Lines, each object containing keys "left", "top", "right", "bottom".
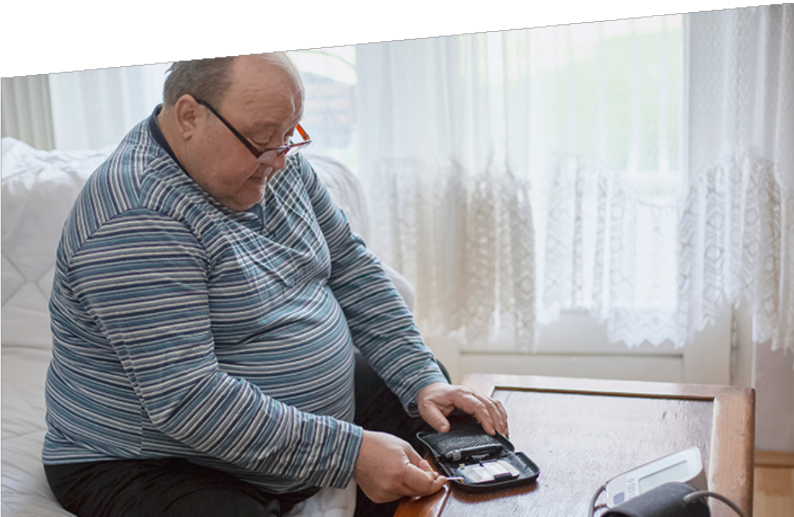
{"left": 416, "top": 382, "right": 509, "bottom": 436}
{"left": 354, "top": 430, "right": 446, "bottom": 503}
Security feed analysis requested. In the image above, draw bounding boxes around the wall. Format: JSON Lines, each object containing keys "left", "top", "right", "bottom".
{"left": 734, "top": 305, "right": 794, "bottom": 452}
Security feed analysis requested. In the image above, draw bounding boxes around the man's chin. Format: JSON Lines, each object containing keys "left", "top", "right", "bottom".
{"left": 255, "top": 165, "right": 276, "bottom": 182}
{"left": 221, "top": 187, "right": 266, "bottom": 212}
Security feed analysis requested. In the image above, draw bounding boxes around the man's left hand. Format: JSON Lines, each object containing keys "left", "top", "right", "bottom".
{"left": 416, "top": 383, "right": 509, "bottom": 437}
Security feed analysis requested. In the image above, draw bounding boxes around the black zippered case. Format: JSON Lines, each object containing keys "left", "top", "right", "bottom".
{"left": 416, "top": 414, "right": 540, "bottom": 493}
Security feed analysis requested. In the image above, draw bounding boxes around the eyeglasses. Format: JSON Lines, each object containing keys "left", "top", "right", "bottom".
{"left": 195, "top": 98, "right": 311, "bottom": 162}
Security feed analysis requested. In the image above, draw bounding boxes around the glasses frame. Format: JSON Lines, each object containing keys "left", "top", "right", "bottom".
{"left": 194, "top": 98, "right": 311, "bottom": 161}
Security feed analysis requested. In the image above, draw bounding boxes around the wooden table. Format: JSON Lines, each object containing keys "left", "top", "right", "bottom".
{"left": 396, "top": 374, "right": 755, "bottom": 517}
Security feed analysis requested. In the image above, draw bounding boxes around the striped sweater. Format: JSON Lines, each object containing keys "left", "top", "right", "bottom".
{"left": 43, "top": 111, "right": 447, "bottom": 493}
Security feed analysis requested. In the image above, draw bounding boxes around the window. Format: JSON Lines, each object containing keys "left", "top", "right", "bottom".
{"left": 289, "top": 48, "right": 358, "bottom": 170}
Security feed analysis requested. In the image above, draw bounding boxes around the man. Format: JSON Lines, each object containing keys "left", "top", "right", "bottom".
{"left": 43, "top": 53, "right": 508, "bottom": 517}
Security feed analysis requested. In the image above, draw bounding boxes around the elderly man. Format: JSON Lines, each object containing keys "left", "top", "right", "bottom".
{"left": 42, "top": 53, "right": 508, "bottom": 517}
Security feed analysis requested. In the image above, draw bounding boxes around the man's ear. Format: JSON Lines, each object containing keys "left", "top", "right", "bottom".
{"left": 173, "top": 95, "right": 200, "bottom": 140}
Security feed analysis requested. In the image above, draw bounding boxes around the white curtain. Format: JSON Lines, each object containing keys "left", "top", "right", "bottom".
{"left": 48, "top": 63, "right": 170, "bottom": 150}
{"left": 355, "top": 17, "right": 683, "bottom": 350}
{"left": 354, "top": 7, "right": 794, "bottom": 355}
{"left": 356, "top": 35, "right": 536, "bottom": 350}
{"left": 1, "top": 75, "right": 56, "bottom": 150}
{"left": 2, "top": 65, "right": 169, "bottom": 152}
{"left": 680, "top": 4, "right": 794, "bottom": 352}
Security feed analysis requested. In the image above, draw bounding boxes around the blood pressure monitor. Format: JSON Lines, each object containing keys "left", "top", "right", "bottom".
{"left": 604, "top": 447, "right": 707, "bottom": 508}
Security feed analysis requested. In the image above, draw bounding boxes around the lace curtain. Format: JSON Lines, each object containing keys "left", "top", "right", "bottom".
{"left": 354, "top": 7, "right": 793, "bottom": 354}
{"left": 539, "top": 155, "right": 680, "bottom": 347}
{"left": 680, "top": 5, "right": 794, "bottom": 352}
{"left": 355, "top": 18, "right": 684, "bottom": 350}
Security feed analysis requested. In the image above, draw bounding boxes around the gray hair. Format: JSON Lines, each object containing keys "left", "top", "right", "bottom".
{"left": 162, "top": 52, "right": 302, "bottom": 108}
{"left": 163, "top": 56, "right": 237, "bottom": 107}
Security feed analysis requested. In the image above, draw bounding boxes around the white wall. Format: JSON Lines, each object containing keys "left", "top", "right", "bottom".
{"left": 734, "top": 305, "right": 794, "bottom": 452}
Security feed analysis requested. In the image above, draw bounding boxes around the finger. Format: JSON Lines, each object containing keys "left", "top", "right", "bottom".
{"left": 419, "top": 460, "right": 441, "bottom": 484}
{"left": 402, "top": 463, "right": 438, "bottom": 495}
{"left": 429, "top": 475, "right": 447, "bottom": 493}
{"left": 494, "top": 398, "right": 510, "bottom": 437}
{"left": 454, "top": 393, "right": 496, "bottom": 435}
{"left": 488, "top": 397, "right": 510, "bottom": 436}
{"left": 464, "top": 392, "right": 508, "bottom": 436}
{"left": 417, "top": 459, "right": 433, "bottom": 473}
{"left": 404, "top": 444, "right": 425, "bottom": 466}
{"left": 475, "top": 393, "right": 507, "bottom": 437}
{"left": 402, "top": 464, "right": 446, "bottom": 497}
{"left": 420, "top": 401, "right": 451, "bottom": 433}
{"left": 406, "top": 447, "right": 441, "bottom": 476}
{"left": 412, "top": 455, "right": 441, "bottom": 481}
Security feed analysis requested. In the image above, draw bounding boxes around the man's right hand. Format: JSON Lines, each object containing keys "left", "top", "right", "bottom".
{"left": 354, "top": 430, "right": 447, "bottom": 503}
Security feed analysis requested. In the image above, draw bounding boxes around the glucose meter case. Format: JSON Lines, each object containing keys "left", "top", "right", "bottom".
{"left": 417, "top": 413, "right": 540, "bottom": 493}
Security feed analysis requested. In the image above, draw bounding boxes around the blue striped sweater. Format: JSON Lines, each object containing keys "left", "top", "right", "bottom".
{"left": 43, "top": 112, "right": 447, "bottom": 493}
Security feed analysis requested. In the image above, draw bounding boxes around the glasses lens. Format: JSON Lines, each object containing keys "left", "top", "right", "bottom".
{"left": 255, "top": 144, "right": 305, "bottom": 163}
{"left": 255, "top": 128, "right": 311, "bottom": 162}
{"left": 285, "top": 141, "right": 311, "bottom": 156}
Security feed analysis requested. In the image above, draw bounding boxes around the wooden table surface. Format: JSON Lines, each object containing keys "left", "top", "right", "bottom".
{"left": 395, "top": 374, "right": 755, "bottom": 517}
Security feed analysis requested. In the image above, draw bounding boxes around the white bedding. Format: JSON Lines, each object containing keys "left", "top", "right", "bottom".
{"left": 1, "top": 137, "right": 371, "bottom": 517}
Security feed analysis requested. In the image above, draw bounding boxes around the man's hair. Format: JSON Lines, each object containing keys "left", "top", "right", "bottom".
{"left": 162, "top": 56, "right": 237, "bottom": 107}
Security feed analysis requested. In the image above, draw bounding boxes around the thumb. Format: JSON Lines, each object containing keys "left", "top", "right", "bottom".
{"left": 421, "top": 404, "right": 451, "bottom": 433}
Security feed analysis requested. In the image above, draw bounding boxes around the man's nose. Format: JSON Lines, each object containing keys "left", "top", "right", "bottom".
{"left": 259, "top": 150, "right": 288, "bottom": 171}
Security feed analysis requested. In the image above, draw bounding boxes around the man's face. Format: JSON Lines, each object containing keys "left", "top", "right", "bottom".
{"left": 185, "top": 56, "right": 304, "bottom": 211}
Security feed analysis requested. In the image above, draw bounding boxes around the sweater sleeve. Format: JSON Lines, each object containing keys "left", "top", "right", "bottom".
{"left": 66, "top": 208, "right": 362, "bottom": 488}
{"left": 299, "top": 157, "right": 449, "bottom": 415}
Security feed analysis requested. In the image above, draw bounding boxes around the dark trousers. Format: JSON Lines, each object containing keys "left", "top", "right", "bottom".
{"left": 45, "top": 350, "right": 447, "bottom": 517}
